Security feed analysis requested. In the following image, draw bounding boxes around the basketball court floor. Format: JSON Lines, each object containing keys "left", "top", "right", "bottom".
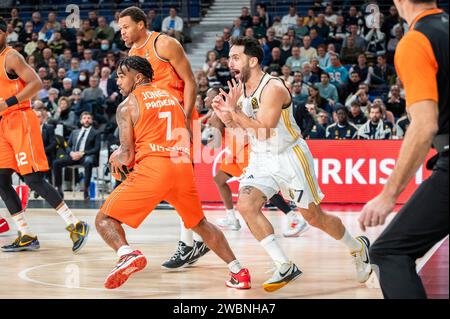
{"left": 0, "top": 206, "right": 447, "bottom": 299}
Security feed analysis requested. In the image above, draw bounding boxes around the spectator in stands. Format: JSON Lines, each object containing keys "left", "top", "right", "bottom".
{"left": 280, "top": 65, "right": 294, "bottom": 84}
{"left": 348, "top": 101, "right": 367, "bottom": 128}
{"left": 345, "top": 83, "right": 371, "bottom": 112}
{"left": 316, "top": 73, "right": 339, "bottom": 111}
{"left": 395, "top": 115, "right": 410, "bottom": 139}
{"left": 77, "top": 70, "right": 90, "bottom": 90}
{"left": 197, "top": 76, "right": 210, "bottom": 100}
{"left": 66, "top": 58, "right": 81, "bottom": 87}
{"left": 264, "top": 47, "right": 283, "bottom": 74}
{"left": 304, "top": 8, "right": 317, "bottom": 28}
{"left": 357, "top": 104, "right": 393, "bottom": 140}
{"left": 80, "top": 49, "right": 99, "bottom": 75}
{"left": 385, "top": 85, "right": 405, "bottom": 120}
{"left": 110, "top": 11, "right": 121, "bottom": 33}
{"left": 59, "top": 19, "right": 76, "bottom": 50}
{"left": 222, "top": 27, "right": 231, "bottom": 43}
{"left": 365, "top": 27, "right": 386, "bottom": 58}
{"left": 317, "top": 110, "right": 330, "bottom": 129}
{"left": 341, "top": 70, "right": 361, "bottom": 101}
{"left": 24, "top": 32, "right": 38, "bottom": 56}
{"left": 292, "top": 71, "right": 303, "bottom": 84}
{"left": 81, "top": 20, "right": 95, "bottom": 43}
{"left": 372, "top": 98, "right": 395, "bottom": 125}
{"left": 60, "top": 78, "right": 74, "bottom": 97}
{"left": 286, "top": 46, "right": 306, "bottom": 73}
{"left": 265, "top": 28, "right": 281, "bottom": 51}
{"left": 48, "top": 96, "right": 78, "bottom": 138}
{"left": 38, "top": 67, "right": 48, "bottom": 80}
{"left": 382, "top": 5, "right": 400, "bottom": 37}
{"left": 308, "top": 84, "right": 328, "bottom": 112}
{"left": 212, "top": 56, "right": 231, "bottom": 89}
{"left": 48, "top": 31, "right": 68, "bottom": 56}
{"left": 213, "top": 36, "right": 229, "bottom": 59}
{"left": 292, "top": 17, "right": 309, "bottom": 42}
{"left": 292, "top": 81, "right": 309, "bottom": 105}
{"left": 10, "top": 8, "right": 23, "bottom": 34}
{"left": 37, "top": 48, "right": 53, "bottom": 69}
{"left": 231, "top": 18, "right": 245, "bottom": 37}
{"left": 386, "top": 26, "right": 403, "bottom": 63}
{"left": 53, "top": 111, "right": 100, "bottom": 200}
{"left": 39, "top": 22, "right": 56, "bottom": 42}
{"left": 19, "top": 21, "right": 34, "bottom": 44}
{"left": 312, "top": 14, "right": 330, "bottom": 39}
{"left": 256, "top": 3, "right": 272, "bottom": 29}
{"left": 245, "top": 27, "right": 255, "bottom": 39}
{"left": 310, "top": 57, "right": 325, "bottom": 78}
{"left": 240, "top": 7, "right": 253, "bottom": 29}
{"left": 309, "top": 29, "right": 325, "bottom": 48}
{"left": 281, "top": 5, "right": 298, "bottom": 30}
{"left": 271, "top": 16, "right": 286, "bottom": 39}
{"left": 70, "top": 88, "right": 83, "bottom": 117}
{"left": 53, "top": 67, "right": 67, "bottom": 90}
{"left": 344, "top": 6, "right": 363, "bottom": 27}
{"left": 279, "top": 35, "right": 292, "bottom": 65}
{"left": 328, "top": 15, "right": 346, "bottom": 50}
{"left": 300, "top": 35, "right": 318, "bottom": 62}
{"left": 325, "top": 53, "right": 348, "bottom": 88}
{"left": 94, "top": 17, "right": 115, "bottom": 47}
{"left": 148, "top": 9, "right": 162, "bottom": 32}
{"left": 162, "top": 7, "right": 184, "bottom": 43}
{"left": 349, "top": 53, "right": 373, "bottom": 85}
{"left": 34, "top": 108, "right": 56, "bottom": 181}
{"left": 6, "top": 23, "right": 18, "bottom": 44}
{"left": 80, "top": 75, "right": 105, "bottom": 120}
{"left": 301, "top": 61, "right": 319, "bottom": 83}
{"left": 307, "top": 119, "right": 326, "bottom": 139}
{"left": 38, "top": 76, "right": 53, "bottom": 101}
{"left": 326, "top": 106, "right": 358, "bottom": 139}
{"left": 340, "top": 35, "right": 363, "bottom": 65}
{"left": 371, "top": 54, "right": 396, "bottom": 86}
{"left": 203, "top": 50, "right": 218, "bottom": 74}
{"left": 251, "top": 15, "right": 266, "bottom": 39}
{"left": 47, "top": 12, "right": 61, "bottom": 32}
{"left": 343, "top": 24, "right": 366, "bottom": 51}
{"left": 44, "top": 88, "right": 59, "bottom": 114}
{"left": 316, "top": 44, "right": 330, "bottom": 69}
{"left": 324, "top": 4, "right": 338, "bottom": 26}
{"left": 31, "top": 11, "right": 44, "bottom": 33}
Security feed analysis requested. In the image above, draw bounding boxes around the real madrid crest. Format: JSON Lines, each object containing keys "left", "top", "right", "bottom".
{"left": 251, "top": 97, "right": 259, "bottom": 110}
{"left": 237, "top": 101, "right": 243, "bottom": 110}
{"left": 289, "top": 189, "right": 295, "bottom": 200}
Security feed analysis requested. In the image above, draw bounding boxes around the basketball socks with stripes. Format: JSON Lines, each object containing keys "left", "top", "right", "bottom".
{"left": 117, "top": 245, "right": 134, "bottom": 257}
{"left": 340, "top": 229, "right": 362, "bottom": 253}
{"left": 56, "top": 203, "right": 79, "bottom": 226}
{"left": 260, "top": 234, "right": 290, "bottom": 265}
{"left": 180, "top": 219, "right": 194, "bottom": 247}
{"left": 228, "top": 260, "right": 243, "bottom": 274}
{"left": 12, "top": 211, "right": 34, "bottom": 236}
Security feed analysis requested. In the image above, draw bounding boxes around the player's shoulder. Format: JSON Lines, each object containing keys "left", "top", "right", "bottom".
{"left": 397, "top": 29, "right": 431, "bottom": 54}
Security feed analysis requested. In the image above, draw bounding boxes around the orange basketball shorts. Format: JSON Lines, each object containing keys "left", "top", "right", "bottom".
{"left": 219, "top": 144, "right": 249, "bottom": 178}
{"left": 101, "top": 156, "right": 205, "bottom": 229}
{"left": 0, "top": 108, "right": 49, "bottom": 175}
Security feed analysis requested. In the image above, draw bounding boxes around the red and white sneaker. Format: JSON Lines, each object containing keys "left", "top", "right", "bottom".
{"left": 0, "top": 218, "right": 9, "bottom": 234}
{"left": 226, "top": 268, "right": 251, "bottom": 289}
{"left": 104, "top": 250, "right": 147, "bottom": 289}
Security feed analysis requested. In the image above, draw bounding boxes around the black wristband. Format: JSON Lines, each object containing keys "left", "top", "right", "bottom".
{"left": 5, "top": 96, "right": 19, "bottom": 107}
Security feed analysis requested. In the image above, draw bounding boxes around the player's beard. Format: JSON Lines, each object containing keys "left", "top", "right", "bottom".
{"left": 240, "top": 63, "right": 251, "bottom": 83}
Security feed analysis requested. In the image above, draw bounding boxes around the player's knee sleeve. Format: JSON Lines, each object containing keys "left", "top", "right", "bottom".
{"left": 269, "top": 193, "right": 292, "bottom": 214}
{"left": 0, "top": 173, "right": 23, "bottom": 214}
{"left": 23, "top": 172, "right": 62, "bottom": 209}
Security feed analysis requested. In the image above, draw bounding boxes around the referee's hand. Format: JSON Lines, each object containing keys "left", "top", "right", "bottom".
{"left": 359, "top": 193, "right": 396, "bottom": 231}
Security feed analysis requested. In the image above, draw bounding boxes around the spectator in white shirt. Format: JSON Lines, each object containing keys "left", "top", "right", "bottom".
{"left": 281, "top": 5, "right": 298, "bottom": 30}
{"left": 300, "top": 36, "right": 318, "bottom": 62}
{"left": 6, "top": 23, "right": 19, "bottom": 44}
{"left": 162, "top": 7, "right": 184, "bottom": 42}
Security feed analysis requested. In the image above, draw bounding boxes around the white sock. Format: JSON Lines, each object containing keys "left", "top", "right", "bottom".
{"left": 228, "top": 260, "right": 243, "bottom": 274}
{"left": 180, "top": 219, "right": 194, "bottom": 247}
{"left": 260, "top": 234, "right": 289, "bottom": 265}
{"left": 226, "top": 209, "right": 237, "bottom": 220}
{"left": 340, "top": 228, "right": 362, "bottom": 253}
{"left": 117, "top": 245, "right": 134, "bottom": 257}
{"left": 56, "top": 203, "right": 79, "bottom": 226}
{"left": 285, "top": 211, "right": 297, "bottom": 220}
{"left": 193, "top": 231, "right": 203, "bottom": 242}
{"left": 12, "top": 211, "right": 34, "bottom": 236}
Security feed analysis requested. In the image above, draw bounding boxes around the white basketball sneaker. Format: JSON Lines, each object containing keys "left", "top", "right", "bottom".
{"left": 263, "top": 262, "right": 302, "bottom": 292}
{"left": 216, "top": 216, "right": 242, "bottom": 231}
{"left": 351, "top": 236, "right": 372, "bottom": 283}
{"left": 283, "top": 214, "right": 309, "bottom": 237}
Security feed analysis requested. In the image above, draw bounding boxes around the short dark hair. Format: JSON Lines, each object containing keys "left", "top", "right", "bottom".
{"left": 230, "top": 37, "right": 264, "bottom": 64}
{"left": 120, "top": 6, "right": 147, "bottom": 28}
{"left": 118, "top": 56, "right": 154, "bottom": 81}
{"left": 369, "top": 104, "right": 383, "bottom": 113}
{"left": 80, "top": 111, "right": 93, "bottom": 119}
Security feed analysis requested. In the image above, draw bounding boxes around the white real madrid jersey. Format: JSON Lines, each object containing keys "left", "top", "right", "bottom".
{"left": 238, "top": 74, "right": 302, "bottom": 154}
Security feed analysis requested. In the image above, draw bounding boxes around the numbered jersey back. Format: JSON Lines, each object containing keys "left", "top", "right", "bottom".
{"left": 132, "top": 84, "right": 190, "bottom": 161}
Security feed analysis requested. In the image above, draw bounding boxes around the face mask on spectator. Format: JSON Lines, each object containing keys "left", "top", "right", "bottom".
{"left": 101, "top": 44, "right": 109, "bottom": 51}
{"left": 79, "top": 75, "right": 87, "bottom": 81}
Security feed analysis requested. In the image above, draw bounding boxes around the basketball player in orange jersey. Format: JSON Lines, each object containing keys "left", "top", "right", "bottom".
{"left": 118, "top": 6, "right": 208, "bottom": 269}
{"left": 95, "top": 56, "right": 251, "bottom": 290}
{"left": 0, "top": 19, "right": 89, "bottom": 253}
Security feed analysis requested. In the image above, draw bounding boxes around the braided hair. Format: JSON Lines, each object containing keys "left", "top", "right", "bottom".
{"left": 117, "top": 56, "right": 154, "bottom": 82}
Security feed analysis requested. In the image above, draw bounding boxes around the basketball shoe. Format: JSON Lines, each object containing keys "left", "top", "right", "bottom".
{"left": 283, "top": 214, "right": 309, "bottom": 237}
{"left": 0, "top": 218, "right": 9, "bottom": 234}
{"left": 352, "top": 235, "right": 372, "bottom": 283}
{"left": 263, "top": 262, "right": 302, "bottom": 292}
{"left": 216, "top": 216, "right": 241, "bottom": 231}
{"left": 188, "top": 240, "right": 211, "bottom": 265}
{"left": 161, "top": 241, "right": 195, "bottom": 269}
{"left": 104, "top": 250, "right": 147, "bottom": 289}
{"left": 225, "top": 268, "right": 251, "bottom": 289}
{"left": 66, "top": 221, "right": 90, "bottom": 254}
{"left": 1, "top": 231, "right": 40, "bottom": 252}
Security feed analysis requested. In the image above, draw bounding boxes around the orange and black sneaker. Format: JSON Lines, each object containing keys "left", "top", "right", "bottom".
{"left": 66, "top": 221, "right": 90, "bottom": 254}
{"left": 0, "top": 218, "right": 9, "bottom": 234}
{"left": 226, "top": 268, "right": 251, "bottom": 290}
{"left": 104, "top": 250, "right": 147, "bottom": 289}
{"left": 1, "top": 231, "right": 40, "bottom": 252}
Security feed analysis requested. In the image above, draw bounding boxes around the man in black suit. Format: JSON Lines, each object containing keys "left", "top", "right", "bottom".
{"left": 53, "top": 112, "right": 100, "bottom": 199}
{"left": 34, "top": 109, "right": 56, "bottom": 181}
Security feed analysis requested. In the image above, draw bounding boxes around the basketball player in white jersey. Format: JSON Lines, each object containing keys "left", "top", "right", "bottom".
{"left": 212, "top": 37, "right": 372, "bottom": 292}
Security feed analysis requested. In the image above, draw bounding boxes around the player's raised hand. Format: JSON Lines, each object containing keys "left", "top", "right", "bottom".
{"left": 211, "top": 95, "right": 233, "bottom": 126}
{"left": 218, "top": 79, "right": 242, "bottom": 112}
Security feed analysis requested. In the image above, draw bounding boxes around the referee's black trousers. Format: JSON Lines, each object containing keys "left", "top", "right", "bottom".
{"left": 369, "top": 155, "right": 449, "bottom": 299}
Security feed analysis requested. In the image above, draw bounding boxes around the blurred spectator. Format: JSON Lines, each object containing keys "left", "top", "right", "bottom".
{"left": 10, "top": 8, "right": 23, "bottom": 34}
{"left": 265, "top": 28, "right": 280, "bottom": 50}
{"left": 316, "top": 73, "right": 339, "bottom": 110}
{"left": 373, "top": 98, "right": 395, "bottom": 125}
{"left": 281, "top": 5, "right": 298, "bottom": 30}
{"left": 317, "top": 110, "right": 330, "bottom": 129}
{"left": 223, "top": 27, "right": 231, "bottom": 43}
{"left": 349, "top": 54, "right": 373, "bottom": 85}
{"left": 48, "top": 31, "right": 68, "bottom": 56}
{"left": 385, "top": 85, "right": 405, "bottom": 120}
{"left": 81, "top": 20, "right": 95, "bottom": 43}
{"left": 60, "top": 78, "right": 74, "bottom": 97}
{"left": 213, "top": 36, "right": 229, "bottom": 59}
{"left": 48, "top": 96, "right": 78, "bottom": 137}
{"left": 38, "top": 67, "right": 48, "bottom": 80}
{"left": 162, "top": 7, "right": 184, "bottom": 42}
{"left": 70, "top": 88, "right": 83, "bottom": 117}
{"left": 280, "top": 65, "right": 294, "bottom": 84}
{"left": 19, "top": 21, "right": 34, "bottom": 44}
{"left": 300, "top": 36, "right": 318, "bottom": 62}
{"left": 35, "top": 109, "right": 56, "bottom": 179}
{"left": 203, "top": 50, "right": 218, "bottom": 74}
{"left": 38, "top": 76, "right": 53, "bottom": 100}
{"left": 77, "top": 70, "right": 90, "bottom": 90}
{"left": 240, "top": 7, "right": 252, "bottom": 29}
{"left": 325, "top": 53, "right": 348, "bottom": 87}
{"left": 343, "top": 24, "right": 366, "bottom": 51}
{"left": 308, "top": 85, "right": 328, "bottom": 111}
{"left": 66, "top": 58, "right": 81, "bottom": 87}
{"left": 344, "top": 6, "right": 363, "bottom": 27}
{"left": 357, "top": 104, "right": 393, "bottom": 140}
{"left": 286, "top": 46, "right": 306, "bottom": 73}
{"left": 340, "top": 36, "right": 363, "bottom": 65}
{"left": 31, "top": 11, "right": 44, "bottom": 33}
{"left": 304, "top": 9, "right": 317, "bottom": 28}
{"left": 365, "top": 27, "right": 386, "bottom": 58}
{"left": 293, "top": 101, "right": 315, "bottom": 138}
{"left": 53, "top": 67, "right": 67, "bottom": 90}
{"left": 39, "top": 22, "right": 56, "bottom": 42}
{"left": 310, "top": 57, "right": 325, "bottom": 79}
{"left": 382, "top": 5, "right": 401, "bottom": 36}
{"left": 80, "top": 49, "right": 99, "bottom": 75}
{"left": 245, "top": 27, "right": 255, "bottom": 39}
{"left": 264, "top": 47, "right": 283, "bottom": 74}
{"left": 197, "top": 76, "right": 210, "bottom": 100}
{"left": 37, "top": 48, "right": 53, "bottom": 69}
{"left": 59, "top": 19, "right": 76, "bottom": 50}
{"left": 324, "top": 5, "right": 338, "bottom": 26}
{"left": 279, "top": 35, "right": 292, "bottom": 65}
{"left": 110, "top": 11, "right": 121, "bottom": 33}
{"left": 312, "top": 14, "right": 330, "bottom": 39}
{"left": 47, "top": 12, "right": 61, "bottom": 32}
{"left": 341, "top": 70, "right": 362, "bottom": 101}
{"left": 292, "top": 17, "right": 309, "bottom": 42}
{"left": 317, "top": 44, "right": 330, "bottom": 69}
{"left": 94, "top": 17, "right": 115, "bottom": 47}
{"left": 309, "top": 29, "right": 325, "bottom": 48}
{"left": 6, "top": 23, "right": 18, "bottom": 44}
{"left": 395, "top": 115, "right": 410, "bottom": 139}
{"left": 328, "top": 15, "right": 346, "bottom": 49}
{"left": 271, "top": 16, "right": 286, "bottom": 39}
{"left": 326, "top": 106, "right": 358, "bottom": 139}
{"left": 386, "top": 26, "right": 403, "bottom": 63}
{"left": 251, "top": 16, "right": 266, "bottom": 39}
{"left": 371, "top": 55, "right": 396, "bottom": 86}
{"left": 213, "top": 56, "right": 232, "bottom": 89}
{"left": 292, "top": 81, "right": 309, "bottom": 105}
{"left": 53, "top": 112, "right": 100, "bottom": 200}
{"left": 256, "top": 3, "right": 272, "bottom": 29}
{"left": 24, "top": 32, "right": 39, "bottom": 56}
{"left": 25, "top": 55, "right": 36, "bottom": 69}
{"left": 348, "top": 101, "right": 367, "bottom": 127}
{"left": 301, "top": 61, "right": 319, "bottom": 83}
{"left": 80, "top": 76, "right": 105, "bottom": 119}
{"left": 147, "top": 9, "right": 162, "bottom": 32}
{"left": 345, "top": 83, "right": 371, "bottom": 112}
{"left": 44, "top": 88, "right": 59, "bottom": 113}
{"left": 231, "top": 18, "right": 245, "bottom": 37}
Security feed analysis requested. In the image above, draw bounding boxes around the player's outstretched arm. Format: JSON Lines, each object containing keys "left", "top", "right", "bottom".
{"left": 8, "top": 50, "right": 43, "bottom": 103}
